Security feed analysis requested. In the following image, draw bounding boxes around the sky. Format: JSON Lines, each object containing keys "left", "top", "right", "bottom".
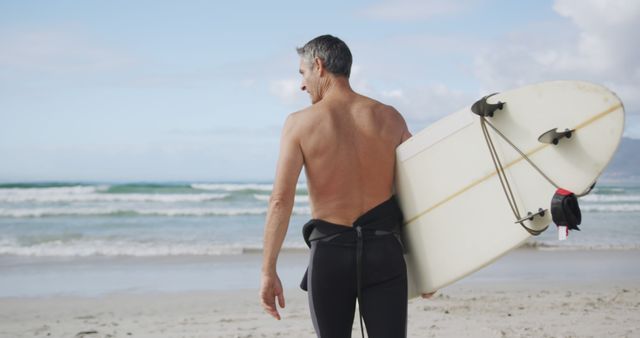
{"left": 1, "top": 0, "right": 639, "bottom": 182}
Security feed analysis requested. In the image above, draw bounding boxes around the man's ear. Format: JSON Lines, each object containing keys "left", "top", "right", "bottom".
{"left": 314, "top": 57, "right": 325, "bottom": 76}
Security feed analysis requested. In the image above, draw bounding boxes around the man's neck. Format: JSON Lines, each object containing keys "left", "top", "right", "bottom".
{"left": 319, "top": 76, "right": 354, "bottom": 101}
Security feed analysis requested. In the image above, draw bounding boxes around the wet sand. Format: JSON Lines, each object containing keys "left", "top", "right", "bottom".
{"left": 1, "top": 249, "right": 639, "bottom": 337}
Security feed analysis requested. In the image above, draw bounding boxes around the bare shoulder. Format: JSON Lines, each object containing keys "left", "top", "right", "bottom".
{"left": 358, "top": 95, "right": 407, "bottom": 125}
{"left": 356, "top": 94, "right": 411, "bottom": 142}
{"left": 355, "top": 94, "right": 393, "bottom": 113}
{"left": 283, "top": 106, "right": 316, "bottom": 137}
{"left": 378, "top": 102, "right": 404, "bottom": 124}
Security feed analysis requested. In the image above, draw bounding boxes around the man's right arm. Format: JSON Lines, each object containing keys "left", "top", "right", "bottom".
{"left": 260, "top": 113, "right": 304, "bottom": 320}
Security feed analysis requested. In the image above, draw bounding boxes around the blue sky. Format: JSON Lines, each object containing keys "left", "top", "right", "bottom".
{"left": 1, "top": 0, "right": 638, "bottom": 182}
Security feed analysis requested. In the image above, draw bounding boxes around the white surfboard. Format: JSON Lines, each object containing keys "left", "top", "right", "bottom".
{"left": 395, "top": 80, "right": 625, "bottom": 298}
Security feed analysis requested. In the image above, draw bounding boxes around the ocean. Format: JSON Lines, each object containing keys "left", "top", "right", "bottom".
{"left": 0, "top": 181, "right": 638, "bottom": 297}
{"left": 0, "top": 181, "right": 639, "bottom": 258}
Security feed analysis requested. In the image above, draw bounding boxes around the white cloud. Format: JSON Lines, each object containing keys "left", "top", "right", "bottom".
{"left": 349, "top": 54, "right": 473, "bottom": 127}
{"left": 473, "top": 0, "right": 640, "bottom": 117}
{"left": 267, "top": 0, "right": 639, "bottom": 136}
{"left": 381, "top": 89, "right": 405, "bottom": 100}
{"left": 353, "top": 74, "right": 471, "bottom": 127}
{"left": 269, "top": 78, "right": 304, "bottom": 105}
{"left": 554, "top": 0, "right": 640, "bottom": 76}
{"left": 554, "top": 0, "right": 640, "bottom": 27}
{"left": 388, "top": 84, "right": 471, "bottom": 126}
{"left": 0, "top": 30, "right": 134, "bottom": 74}
{"left": 360, "top": 0, "right": 478, "bottom": 21}
{"left": 350, "top": 63, "right": 377, "bottom": 97}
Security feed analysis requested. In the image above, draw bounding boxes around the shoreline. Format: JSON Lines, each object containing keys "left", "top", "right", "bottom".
{"left": 1, "top": 248, "right": 639, "bottom": 298}
{"left": 1, "top": 249, "right": 639, "bottom": 337}
{"left": 1, "top": 282, "right": 638, "bottom": 337}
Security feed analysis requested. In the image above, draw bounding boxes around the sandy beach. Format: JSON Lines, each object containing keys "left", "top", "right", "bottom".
{"left": 1, "top": 282, "right": 639, "bottom": 337}
{"left": 1, "top": 249, "right": 639, "bottom": 338}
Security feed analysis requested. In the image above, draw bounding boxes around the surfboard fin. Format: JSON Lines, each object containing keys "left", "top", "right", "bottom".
{"left": 514, "top": 208, "right": 549, "bottom": 236}
{"left": 514, "top": 208, "right": 547, "bottom": 224}
{"left": 537, "top": 128, "right": 575, "bottom": 145}
{"left": 471, "top": 93, "right": 504, "bottom": 117}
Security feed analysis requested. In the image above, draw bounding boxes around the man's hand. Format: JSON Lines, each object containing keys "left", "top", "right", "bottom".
{"left": 421, "top": 291, "right": 437, "bottom": 299}
{"left": 260, "top": 272, "right": 286, "bottom": 320}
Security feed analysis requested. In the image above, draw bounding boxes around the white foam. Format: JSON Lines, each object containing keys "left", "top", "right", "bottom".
{"left": 580, "top": 204, "right": 640, "bottom": 212}
{"left": 0, "top": 192, "right": 229, "bottom": 203}
{"left": 526, "top": 241, "right": 640, "bottom": 251}
{"left": 0, "top": 239, "right": 241, "bottom": 256}
{"left": 592, "top": 187, "right": 626, "bottom": 194}
{"left": 191, "top": 183, "right": 274, "bottom": 191}
{"left": 192, "top": 183, "right": 306, "bottom": 192}
{"left": 0, "top": 238, "right": 306, "bottom": 257}
{"left": 253, "top": 194, "right": 270, "bottom": 201}
{"left": 580, "top": 194, "right": 640, "bottom": 203}
{"left": 0, "top": 206, "right": 312, "bottom": 218}
{"left": 0, "top": 185, "right": 105, "bottom": 197}
{"left": 253, "top": 194, "right": 310, "bottom": 203}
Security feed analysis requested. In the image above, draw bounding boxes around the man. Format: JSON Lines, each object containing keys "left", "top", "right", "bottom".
{"left": 260, "top": 35, "right": 433, "bottom": 338}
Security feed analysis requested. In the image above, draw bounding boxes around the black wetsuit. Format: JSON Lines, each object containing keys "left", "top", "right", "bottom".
{"left": 300, "top": 196, "right": 407, "bottom": 338}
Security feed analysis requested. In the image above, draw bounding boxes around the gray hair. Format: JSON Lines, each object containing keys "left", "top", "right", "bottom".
{"left": 296, "top": 35, "right": 352, "bottom": 78}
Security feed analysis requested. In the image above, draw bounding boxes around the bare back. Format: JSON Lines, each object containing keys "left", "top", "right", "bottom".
{"left": 260, "top": 39, "right": 428, "bottom": 322}
{"left": 295, "top": 92, "right": 409, "bottom": 225}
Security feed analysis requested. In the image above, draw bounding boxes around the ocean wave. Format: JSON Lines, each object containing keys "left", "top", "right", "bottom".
{"left": 1, "top": 236, "right": 636, "bottom": 257}
{"left": 253, "top": 194, "right": 270, "bottom": 201}
{"left": 192, "top": 183, "right": 307, "bottom": 192}
{"left": 192, "top": 183, "right": 274, "bottom": 191}
{"left": 0, "top": 182, "right": 305, "bottom": 195}
{"left": 0, "top": 238, "right": 307, "bottom": 257}
{"left": 0, "top": 192, "right": 229, "bottom": 204}
{"left": 580, "top": 194, "right": 640, "bottom": 203}
{"left": 0, "top": 185, "right": 107, "bottom": 196}
{"left": 0, "top": 182, "right": 94, "bottom": 189}
{"left": 521, "top": 240, "right": 640, "bottom": 251}
{"left": 0, "top": 206, "right": 312, "bottom": 218}
{"left": 580, "top": 204, "right": 640, "bottom": 212}
{"left": 253, "top": 194, "right": 310, "bottom": 203}
{"left": 103, "top": 183, "right": 194, "bottom": 194}
{"left": 591, "top": 187, "right": 628, "bottom": 194}
{"left": 0, "top": 239, "right": 244, "bottom": 257}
